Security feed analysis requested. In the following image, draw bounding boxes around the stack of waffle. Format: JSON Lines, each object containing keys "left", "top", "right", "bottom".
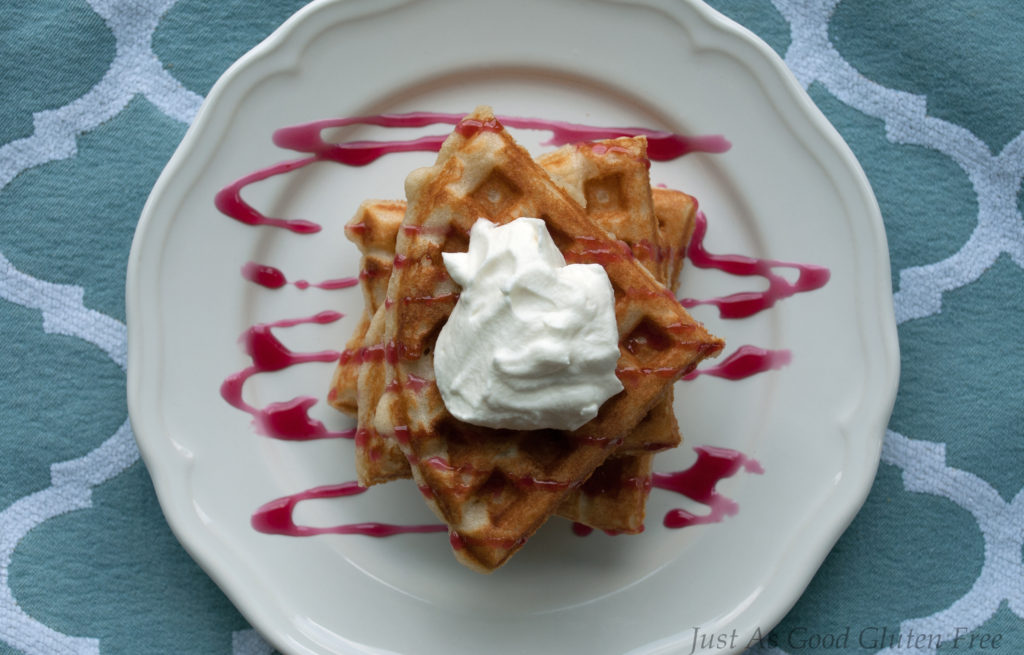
{"left": 329, "top": 106, "right": 723, "bottom": 572}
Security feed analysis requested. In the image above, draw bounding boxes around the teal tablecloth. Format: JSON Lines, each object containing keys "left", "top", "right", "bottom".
{"left": 2, "top": 1, "right": 1021, "bottom": 653}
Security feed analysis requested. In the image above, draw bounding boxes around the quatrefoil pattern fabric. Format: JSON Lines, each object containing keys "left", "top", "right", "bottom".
{"left": 1, "top": 1, "right": 1021, "bottom": 653}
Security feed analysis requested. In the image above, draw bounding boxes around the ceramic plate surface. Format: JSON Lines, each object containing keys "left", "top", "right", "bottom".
{"left": 127, "top": 0, "right": 898, "bottom": 653}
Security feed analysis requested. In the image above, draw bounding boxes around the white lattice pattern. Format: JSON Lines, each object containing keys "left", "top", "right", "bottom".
{"left": 0, "top": 1, "right": 1020, "bottom": 654}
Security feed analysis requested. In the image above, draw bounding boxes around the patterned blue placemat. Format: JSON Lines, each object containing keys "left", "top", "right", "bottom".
{"left": 1, "top": 1, "right": 1021, "bottom": 653}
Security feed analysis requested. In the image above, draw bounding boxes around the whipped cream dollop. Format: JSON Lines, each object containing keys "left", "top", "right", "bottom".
{"left": 434, "top": 217, "right": 623, "bottom": 431}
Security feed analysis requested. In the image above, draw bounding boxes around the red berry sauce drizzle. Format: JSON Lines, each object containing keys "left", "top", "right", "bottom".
{"left": 681, "top": 211, "right": 831, "bottom": 320}
{"left": 241, "top": 261, "right": 358, "bottom": 291}
{"left": 216, "top": 111, "right": 829, "bottom": 542}
{"left": 251, "top": 481, "right": 446, "bottom": 538}
{"left": 219, "top": 311, "right": 356, "bottom": 441}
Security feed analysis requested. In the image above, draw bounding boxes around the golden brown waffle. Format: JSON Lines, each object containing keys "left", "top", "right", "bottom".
{"left": 330, "top": 143, "right": 700, "bottom": 531}
{"left": 537, "top": 138, "right": 666, "bottom": 533}
{"left": 331, "top": 142, "right": 689, "bottom": 450}
{"left": 542, "top": 144, "right": 699, "bottom": 531}
{"left": 327, "top": 112, "right": 713, "bottom": 551}
{"left": 652, "top": 187, "right": 698, "bottom": 286}
{"left": 536, "top": 139, "right": 678, "bottom": 454}
{"left": 556, "top": 205, "right": 697, "bottom": 530}
{"left": 371, "top": 107, "right": 722, "bottom": 571}
{"left": 330, "top": 139, "right": 704, "bottom": 537}
{"left": 556, "top": 189, "right": 698, "bottom": 528}
{"left": 325, "top": 200, "right": 412, "bottom": 484}
{"left": 353, "top": 303, "right": 410, "bottom": 484}
{"left": 537, "top": 139, "right": 663, "bottom": 280}
{"left": 328, "top": 200, "right": 407, "bottom": 416}
{"left": 563, "top": 450, "right": 654, "bottom": 534}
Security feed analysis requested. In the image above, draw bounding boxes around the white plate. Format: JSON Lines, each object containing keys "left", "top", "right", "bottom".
{"left": 127, "top": 0, "right": 898, "bottom": 653}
